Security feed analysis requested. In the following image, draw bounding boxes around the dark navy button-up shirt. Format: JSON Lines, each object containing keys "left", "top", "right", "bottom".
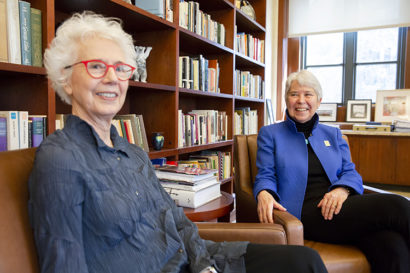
{"left": 28, "top": 115, "right": 248, "bottom": 273}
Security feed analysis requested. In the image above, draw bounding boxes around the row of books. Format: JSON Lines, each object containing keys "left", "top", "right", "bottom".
{"left": 134, "top": 0, "right": 173, "bottom": 22}
{"left": 234, "top": 69, "right": 265, "bottom": 99}
{"left": 155, "top": 164, "right": 221, "bottom": 208}
{"left": 234, "top": 107, "right": 258, "bottom": 135}
{"left": 178, "top": 109, "right": 228, "bottom": 148}
{"left": 0, "top": 0, "right": 42, "bottom": 66}
{"left": 179, "top": 1, "right": 226, "bottom": 46}
{"left": 55, "top": 114, "right": 150, "bottom": 152}
{"left": 236, "top": 32, "right": 265, "bottom": 63}
{"left": 0, "top": 111, "right": 46, "bottom": 151}
{"left": 179, "top": 55, "right": 220, "bottom": 92}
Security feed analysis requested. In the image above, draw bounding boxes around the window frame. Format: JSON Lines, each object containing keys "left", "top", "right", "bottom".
{"left": 301, "top": 27, "right": 407, "bottom": 104}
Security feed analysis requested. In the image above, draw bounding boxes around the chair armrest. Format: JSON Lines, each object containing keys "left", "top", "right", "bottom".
{"left": 196, "top": 222, "right": 287, "bottom": 245}
{"left": 273, "top": 210, "right": 304, "bottom": 245}
{"left": 363, "top": 185, "right": 391, "bottom": 194}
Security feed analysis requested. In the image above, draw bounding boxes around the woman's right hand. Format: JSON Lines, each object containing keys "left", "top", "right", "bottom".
{"left": 257, "top": 190, "right": 287, "bottom": 223}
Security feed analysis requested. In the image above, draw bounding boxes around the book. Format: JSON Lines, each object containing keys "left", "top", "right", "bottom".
{"left": 29, "top": 115, "right": 45, "bottom": 147}
{"left": 0, "top": 0, "right": 8, "bottom": 62}
{"left": 18, "top": 111, "right": 28, "bottom": 149}
{"left": 0, "top": 111, "right": 19, "bottom": 150}
{"left": 18, "top": 0, "right": 31, "bottom": 65}
{"left": 6, "top": 0, "right": 21, "bottom": 64}
{"left": 160, "top": 175, "right": 218, "bottom": 190}
{"left": 30, "top": 7, "right": 42, "bottom": 67}
{"left": 134, "top": 0, "right": 164, "bottom": 19}
{"left": 0, "top": 116, "right": 7, "bottom": 151}
{"left": 162, "top": 180, "right": 221, "bottom": 208}
{"left": 137, "top": 115, "right": 149, "bottom": 152}
{"left": 155, "top": 165, "right": 217, "bottom": 183}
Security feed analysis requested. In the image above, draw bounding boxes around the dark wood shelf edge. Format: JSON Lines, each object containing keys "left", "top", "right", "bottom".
{"left": 220, "top": 177, "right": 233, "bottom": 185}
{"left": 234, "top": 96, "right": 264, "bottom": 102}
{"left": 148, "top": 148, "right": 178, "bottom": 159}
{"left": 0, "top": 62, "right": 46, "bottom": 75}
{"left": 179, "top": 88, "right": 233, "bottom": 98}
{"left": 235, "top": 52, "right": 265, "bottom": 67}
{"left": 129, "top": 81, "right": 176, "bottom": 92}
{"left": 179, "top": 28, "right": 234, "bottom": 54}
{"left": 178, "top": 140, "right": 234, "bottom": 155}
{"left": 235, "top": 8, "right": 266, "bottom": 32}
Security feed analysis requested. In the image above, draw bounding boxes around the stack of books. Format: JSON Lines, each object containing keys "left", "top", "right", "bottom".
{"left": 155, "top": 165, "right": 220, "bottom": 208}
{"left": 393, "top": 120, "right": 410, "bottom": 132}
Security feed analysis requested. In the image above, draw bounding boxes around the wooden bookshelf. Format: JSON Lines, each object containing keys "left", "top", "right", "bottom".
{"left": 0, "top": 0, "right": 267, "bottom": 194}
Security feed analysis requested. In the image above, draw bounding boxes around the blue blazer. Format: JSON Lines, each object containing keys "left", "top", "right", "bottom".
{"left": 253, "top": 114, "right": 364, "bottom": 219}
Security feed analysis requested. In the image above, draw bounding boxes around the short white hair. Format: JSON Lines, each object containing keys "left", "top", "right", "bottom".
{"left": 285, "top": 70, "right": 323, "bottom": 101}
{"left": 44, "top": 11, "right": 137, "bottom": 104}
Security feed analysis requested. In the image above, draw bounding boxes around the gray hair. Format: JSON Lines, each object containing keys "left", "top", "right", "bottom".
{"left": 44, "top": 11, "right": 137, "bottom": 104}
{"left": 284, "top": 70, "right": 323, "bottom": 101}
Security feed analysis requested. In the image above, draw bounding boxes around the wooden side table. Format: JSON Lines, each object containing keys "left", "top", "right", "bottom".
{"left": 183, "top": 191, "right": 234, "bottom": 222}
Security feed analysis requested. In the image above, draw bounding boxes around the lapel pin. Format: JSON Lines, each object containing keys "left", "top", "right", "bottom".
{"left": 324, "top": 140, "right": 331, "bottom": 147}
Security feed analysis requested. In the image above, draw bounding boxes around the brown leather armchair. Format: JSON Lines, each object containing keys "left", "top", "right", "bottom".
{"left": 234, "top": 134, "right": 371, "bottom": 273}
{"left": 0, "top": 148, "right": 289, "bottom": 273}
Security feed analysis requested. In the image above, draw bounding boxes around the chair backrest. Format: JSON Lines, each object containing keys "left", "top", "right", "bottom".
{"left": 0, "top": 148, "right": 39, "bottom": 273}
{"left": 233, "top": 134, "right": 259, "bottom": 222}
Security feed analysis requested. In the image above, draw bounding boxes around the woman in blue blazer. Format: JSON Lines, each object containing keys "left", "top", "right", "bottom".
{"left": 254, "top": 70, "right": 410, "bottom": 273}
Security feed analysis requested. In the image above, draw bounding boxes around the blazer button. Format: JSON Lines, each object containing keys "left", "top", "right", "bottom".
{"left": 178, "top": 248, "right": 183, "bottom": 253}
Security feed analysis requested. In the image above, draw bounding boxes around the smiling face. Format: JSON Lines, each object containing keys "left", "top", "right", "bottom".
{"left": 63, "top": 37, "right": 129, "bottom": 125}
{"left": 286, "top": 81, "right": 322, "bottom": 123}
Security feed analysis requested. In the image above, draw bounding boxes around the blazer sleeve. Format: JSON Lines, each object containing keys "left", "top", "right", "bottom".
{"left": 253, "top": 126, "right": 280, "bottom": 200}
{"left": 329, "top": 129, "right": 364, "bottom": 195}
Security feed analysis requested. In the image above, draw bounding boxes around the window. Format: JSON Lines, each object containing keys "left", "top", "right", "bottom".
{"left": 301, "top": 27, "right": 406, "bottom": 103}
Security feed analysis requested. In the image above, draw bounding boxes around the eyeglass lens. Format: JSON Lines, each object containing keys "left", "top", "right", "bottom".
{"left": 86, "top": 61, "right": 133, "bottom": 80}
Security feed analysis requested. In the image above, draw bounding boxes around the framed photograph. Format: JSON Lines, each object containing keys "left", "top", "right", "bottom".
{"left": 346, "top": 99, "right": 372, "bottom": 122}
{"left": 375, "top": 89, "right": 410, "bottom": 123}
{"left": 317, "top": 103, "right": 337, "bottom": 122}
{"left": 266, "top": 99, "right": 274, "bottom": 124}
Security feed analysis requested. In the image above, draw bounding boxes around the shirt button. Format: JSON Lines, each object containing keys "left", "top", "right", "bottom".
{"left": 135, "top": 191, "right": 139, "bottom": 196}
{"left": 117, "top": 157, "right": 121, "bottom": 161}
{"left": 178, "top": 248, "right": 183, "bottom": 253}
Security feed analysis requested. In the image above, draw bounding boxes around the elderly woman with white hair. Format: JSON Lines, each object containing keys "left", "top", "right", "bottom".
{"left": 254, "top": 70, "right": 410, "bottom": 273}
{"left": 28, "top": 12, "right": 329, "bottom": 273}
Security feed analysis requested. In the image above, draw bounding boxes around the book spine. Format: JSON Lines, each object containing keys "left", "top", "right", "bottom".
{"left": 18, "top": 111, "right": 28, "bottom": 149}
{"left": 4, "top": 111, "right": 19, "bottom": 150}
{"left": 30, "top": 7, "right": 42, "bottom": 67}
{"left": 6, "top": 0, "right": 21, "bottom": 64}
{"left": 0, "top": 0, "right": 8, "bottom": 62}
{"left": 30, "top": 116, "right": 44, "bottom": 147}
{"left": 18, "top": 0, "right": 31, "bottom": 65}
{"left": 0, "top": 117, "right": 7, "bottom": 151}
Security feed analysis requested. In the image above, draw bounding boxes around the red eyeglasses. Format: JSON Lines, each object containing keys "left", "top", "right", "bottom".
{"left": 64, "top": 59, "right": 136, "bottom": 81}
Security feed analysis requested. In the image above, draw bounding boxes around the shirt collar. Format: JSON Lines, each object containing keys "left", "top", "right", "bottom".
{"left": 64, "top": 115, "right": 131, "bottom": 157}
{"left": 284, "top": 110, "right": 319, "bottom": 133}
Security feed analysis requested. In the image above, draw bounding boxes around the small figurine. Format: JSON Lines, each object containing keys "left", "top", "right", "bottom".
{"left": 133, "top": 46, "right": 152, "bottom": 82}
{"left": 121, "top": 0, "right": 132, "bottom": 4}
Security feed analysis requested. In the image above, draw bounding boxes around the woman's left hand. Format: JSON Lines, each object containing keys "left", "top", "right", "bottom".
{"left": 317, "top": 187, "right": 349, "bottom": 220}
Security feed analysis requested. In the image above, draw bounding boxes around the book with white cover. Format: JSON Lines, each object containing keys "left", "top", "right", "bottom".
{"left": 18, "top": 111, "right": 28, "bottom": 148}
{"left": 160, "top": 176, "right": 218, "bottom": 191}
{"left": 162, "top": 181, "right": 221, "bottom": 208}
{"left": 6, "top": 0, "right": 21, "bottom": 64}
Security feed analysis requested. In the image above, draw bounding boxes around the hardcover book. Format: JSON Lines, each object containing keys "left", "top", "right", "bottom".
{"left": 0, "top": 0, "right": 8, "bottom": 62}
{"left": 6, "top": 0, "right": 21, "bottom": 64}
{"left": 0, "top": 111, "right": 19, "bottom": 150}
{"left": 0, "top": 116, "right": 7, "bottom": 151}
{"left": 155, "top": 165, "right": 217, "bottom": 183}
{"left": 29, "top": 115, "right": 45, "bottom": 147}
{"left": 30, "top": 7, "right": 42, "bottom": 67}
{"left": 162, "top": 180, "right": 221, "bottom": 208}
{"left": 18, "top": 0, "right": 31, "bottom": 65}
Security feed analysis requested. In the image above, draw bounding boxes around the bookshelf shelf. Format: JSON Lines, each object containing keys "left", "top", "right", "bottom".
{"left": 0, "top": 62, "right": 46, "bottom": 75}
{"left": 178, "top": 140, "right": 234, "bottom": 155}
{"left": 0, "top": 0, "right": 266, "bottom": 195}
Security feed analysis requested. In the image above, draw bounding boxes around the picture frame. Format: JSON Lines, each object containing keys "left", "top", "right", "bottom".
{"left": 317, "top": 103, "right": 337, "bottom": 122}
{"left": 375, "top": 89, "right": 410, "bottom": 123}
{"left": 346, "top": 99, "right": 372, "bottom": 122}
{"left": 266, "top": 98, "right": 274, "bottom": 124}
